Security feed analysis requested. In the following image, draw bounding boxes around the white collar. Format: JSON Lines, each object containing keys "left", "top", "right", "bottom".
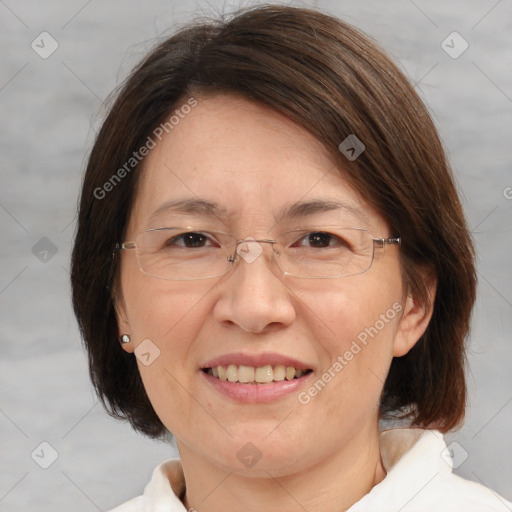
{"left": 347, "top": 428, "right": 448, "bottom": 510}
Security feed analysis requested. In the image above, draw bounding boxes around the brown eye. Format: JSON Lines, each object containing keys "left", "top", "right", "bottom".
{"left": 295, "top": 232, "right": 346, "bottom": 249}
{"left": 167, "top": 232, "right": 212, "bottom": 248}
{"left": 305, "top": 232, "right": 333, "bottom": 248}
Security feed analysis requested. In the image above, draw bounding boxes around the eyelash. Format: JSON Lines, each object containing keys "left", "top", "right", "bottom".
{"left": 165, "top": 230, "right": 349, "bottom": 250}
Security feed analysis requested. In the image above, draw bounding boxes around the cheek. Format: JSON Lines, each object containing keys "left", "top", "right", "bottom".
{"left": 121, "top": 251, "right": 212, "bottom": 343}
{"left": 301, "top": 272, "right": 401, "bottom": 347}
{"left": 299, "top": 274, "right": 402, "bottom": 397}
{"left": 298, "top": 290, "right": 400, "bottom": 437}
{"left": 121, "top": 268, "right": 218, "bottom": 432}
{"left": 120, "top": 258, "right": 217, "bottom": 394}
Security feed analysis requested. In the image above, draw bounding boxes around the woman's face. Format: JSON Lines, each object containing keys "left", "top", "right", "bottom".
{"left": 117, "top": 94, "right": 429, "bottom": 476}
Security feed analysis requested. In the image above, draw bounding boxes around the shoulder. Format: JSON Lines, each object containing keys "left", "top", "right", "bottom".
{"left": 417, "top": 470, "right": 512, "bottom": 511}
{"left": 105, "top": 458, "right": 186, "bottom": 512}
{"left": 350, "top": 428, "right": 512, "bottom": 512}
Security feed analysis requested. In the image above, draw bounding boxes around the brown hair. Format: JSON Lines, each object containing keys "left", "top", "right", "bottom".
{"left": 71, "top": 5, "right": 476, "bottom": 438}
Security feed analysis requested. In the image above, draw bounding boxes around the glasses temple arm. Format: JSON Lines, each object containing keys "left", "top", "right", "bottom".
{"left": 373, "top": 237, "right": 401, "bottom": 248}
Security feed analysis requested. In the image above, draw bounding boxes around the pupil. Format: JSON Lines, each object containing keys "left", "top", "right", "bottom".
{"left": 184, "top": 233, "right": 206, "bottom": 247}
{"left": 309, "top": 232, "right": 330, "bottom": 248}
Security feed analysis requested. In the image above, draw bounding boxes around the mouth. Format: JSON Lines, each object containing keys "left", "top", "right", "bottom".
{"left": 202, "top": 364, "right": 313, "bottom": 384}
{"left": 200, "top": 353, "right": 314, "bottom": 402}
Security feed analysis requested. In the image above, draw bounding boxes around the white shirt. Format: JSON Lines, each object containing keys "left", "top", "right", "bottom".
{"left": 108, "top": 428, "right": 512, "bottom": 511}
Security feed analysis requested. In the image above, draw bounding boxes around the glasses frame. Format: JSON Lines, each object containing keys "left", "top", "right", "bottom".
{"left": 114, "top": 226, "right": 401, "bottom": 280}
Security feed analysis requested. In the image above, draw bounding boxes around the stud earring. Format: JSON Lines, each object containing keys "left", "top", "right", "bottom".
{"left": 120, "top": 334, "right": 131, "bottom": 344}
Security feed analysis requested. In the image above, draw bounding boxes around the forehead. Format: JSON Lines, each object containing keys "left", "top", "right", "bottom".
{"left": 127, "top": 94, "right": 385, "bottom": 234}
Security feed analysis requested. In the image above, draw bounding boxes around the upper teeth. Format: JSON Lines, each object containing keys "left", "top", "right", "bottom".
{"left": 207, "top": 364, "right": 307, "bottom": 383}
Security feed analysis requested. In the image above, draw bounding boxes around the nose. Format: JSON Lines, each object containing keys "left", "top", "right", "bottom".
{"left": 213, "top": 240, "right": 296, "bottom": 333}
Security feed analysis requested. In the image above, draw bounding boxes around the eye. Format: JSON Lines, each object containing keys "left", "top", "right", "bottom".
{"left": 294, "top": 231, "right": 347, "bottom": 249}
{"left": 166, "top": 232, "right": 216, "bottom": 249}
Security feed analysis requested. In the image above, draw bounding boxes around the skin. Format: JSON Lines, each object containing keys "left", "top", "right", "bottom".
{"left": 116, "top": 94, "right": 436, "bottom": 512}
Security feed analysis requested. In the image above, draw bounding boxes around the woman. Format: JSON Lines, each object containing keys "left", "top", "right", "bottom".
{"left": 71, "top": 5, "right": 511, "bottom": 511}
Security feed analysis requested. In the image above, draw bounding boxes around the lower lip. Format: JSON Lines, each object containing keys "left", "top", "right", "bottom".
{"left": 201, "top": 370, "right": 312, "bottom": 403}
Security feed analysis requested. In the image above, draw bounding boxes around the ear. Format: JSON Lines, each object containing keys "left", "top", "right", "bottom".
{"left": 113, "top": 285, "right": 135, "bottom": 354}
{"left": 393, "top": 270, "right": 437, "bottom": 357}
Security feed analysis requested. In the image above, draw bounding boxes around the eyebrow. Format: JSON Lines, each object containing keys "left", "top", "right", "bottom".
{"left": 148, "top": 198, "right": 229, "bottom": 224}
{"left": 147, "top": 197, "right": 369, "bottom": 226}
{"left": 276, "top": 199, "right": 369, "bottom": 225}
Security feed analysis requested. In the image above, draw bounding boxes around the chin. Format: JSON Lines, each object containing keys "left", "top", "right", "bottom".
{"left": 205, "top": 431, "right": 310, "bottom": 475}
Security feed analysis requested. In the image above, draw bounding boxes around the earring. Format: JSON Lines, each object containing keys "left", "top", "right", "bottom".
{"left": 120, "top": 334, "right": 131, "bottom": 344}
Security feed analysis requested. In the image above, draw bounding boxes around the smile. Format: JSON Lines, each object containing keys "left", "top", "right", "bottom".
{"left": 203, "top": 364, "right": 313, "bottom": 384}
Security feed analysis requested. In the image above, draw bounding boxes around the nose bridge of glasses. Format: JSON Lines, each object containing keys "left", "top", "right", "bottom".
{"left": 226, "top": 237, "right": 277, "bottom": 264}
{"left": 236, "top": 237, "right": 276, "bottom": 246}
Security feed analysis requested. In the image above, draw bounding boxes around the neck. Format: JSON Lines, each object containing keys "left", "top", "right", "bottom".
{"left": 179, "top": 423, "right": 386, "bottom": 512}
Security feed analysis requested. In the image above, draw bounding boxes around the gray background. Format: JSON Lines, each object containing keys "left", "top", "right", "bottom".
{"left": 1, "top": 0, "right": 511, "bottom": 510}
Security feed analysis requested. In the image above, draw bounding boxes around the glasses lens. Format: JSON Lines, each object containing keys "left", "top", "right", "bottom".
{"left": 276, "top": 227, "right": 374, "bottom": 278}
{"left": 130, "top": 227, "right": 377, "bottom": 280}
{"left": 135, "top": 228, "right": 235, "bottom": 280}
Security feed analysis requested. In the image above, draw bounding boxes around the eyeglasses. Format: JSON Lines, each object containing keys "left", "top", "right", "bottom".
{"left": 115, "top": 226, "right": 400, "bottom": 280}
